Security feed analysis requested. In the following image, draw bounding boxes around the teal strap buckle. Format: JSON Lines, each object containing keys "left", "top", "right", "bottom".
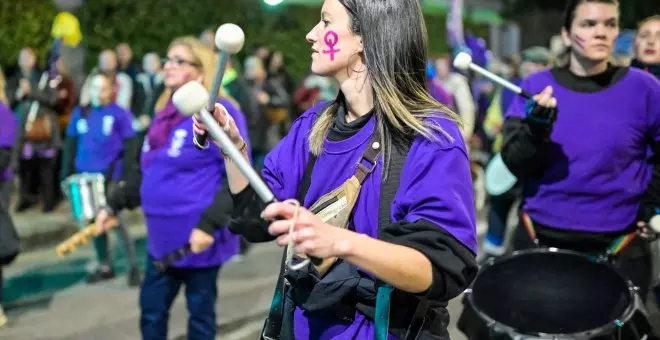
{"left": 375, "top": 283, "right": 393, "bottom": 340}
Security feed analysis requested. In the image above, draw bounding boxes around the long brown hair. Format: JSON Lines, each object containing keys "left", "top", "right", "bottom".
{"left": 155, "top": 36, "right": 239, "bottom": 113}
{"left": 308, "top": 0, "right": 459, "bottom": 177}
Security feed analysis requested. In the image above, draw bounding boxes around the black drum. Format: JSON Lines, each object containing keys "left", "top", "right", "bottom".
{"left": 458, "top": 248, "right": 654, "bottom": 339}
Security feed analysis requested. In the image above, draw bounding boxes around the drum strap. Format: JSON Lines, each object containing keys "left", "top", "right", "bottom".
{"left": 521, "top": 212, "right": 638, "bottom": 257}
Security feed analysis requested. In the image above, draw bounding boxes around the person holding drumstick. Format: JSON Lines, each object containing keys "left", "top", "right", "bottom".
{"left": 61, "top": 71, "right": 142, "bottom": 286}
{"left": 500, "top": 0, "right": 660, "bottom": 301}
{"left": 193, "top": 0, "right": 478, "bottom": 338}
{"left": 95, "top": 37, "right": 250, "bottom": 340}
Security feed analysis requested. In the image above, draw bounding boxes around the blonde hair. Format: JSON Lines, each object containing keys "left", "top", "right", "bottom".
{"left": 155, "top": 36, "right": 239, "bottom": 113}
{"left": 638, "top": 14, "right": 660, "bottom": 29}
{"left": 0, "top": 66, "right": 8, "bottom": 105}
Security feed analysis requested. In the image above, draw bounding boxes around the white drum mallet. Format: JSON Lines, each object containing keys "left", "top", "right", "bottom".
{"left": 173, "top": 80, "right": 324, "bottom": 267}
{"left": 453, "top": 52, "right": 533, "bottom": 99}
{"left": 193, "top": 23, "right": 245, "bottom": 150}
{"left": 648, "top": 215, "right": 660, "bottom": 237}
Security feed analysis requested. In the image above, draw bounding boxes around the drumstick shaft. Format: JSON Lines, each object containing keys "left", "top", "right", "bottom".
{"left": 56, "top": 217, "right": 119, "bottom": 257}
{"left": 468, "top": 63, "right": 533, "bottom": 99}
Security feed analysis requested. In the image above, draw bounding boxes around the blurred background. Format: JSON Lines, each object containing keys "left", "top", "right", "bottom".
{"left": 0, "top": 0, "right": 658, "bottom": 339}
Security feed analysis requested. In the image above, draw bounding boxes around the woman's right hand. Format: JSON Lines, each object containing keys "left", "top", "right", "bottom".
{"left": 527, "top": 86, "right": 558, "bottom": 124}
{"left": 533, "top": 86, "right": 557, "bottom": 109}
{"left": 192, "top": 103, "right": 244, "bottom": 148}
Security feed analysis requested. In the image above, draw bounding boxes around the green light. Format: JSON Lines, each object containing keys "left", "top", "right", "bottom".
{"left": 264, "top": 0, "right": 284, "bottom": 5}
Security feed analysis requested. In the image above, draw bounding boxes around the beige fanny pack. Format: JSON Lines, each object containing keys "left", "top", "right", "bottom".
{"left": 296, "top": 132, "right": 381, "bottom": 275}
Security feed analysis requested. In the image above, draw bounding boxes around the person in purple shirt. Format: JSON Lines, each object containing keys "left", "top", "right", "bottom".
{"left": 61, "top": 72, "right": 141, "bottom": 287}
{"left": 0, "top": 68, "right": 19, "bottom": 328}
{"left": 193, "top": 0, "right": 478, "bottom": 339}
{"left": 500, "top": 0, "right": 660, "bottom": 301}
{"left": 631, "top": 14, "right": 660, "bottom": 308}
{"left": 95, "top": 37, "right": 250, "bottom": 340}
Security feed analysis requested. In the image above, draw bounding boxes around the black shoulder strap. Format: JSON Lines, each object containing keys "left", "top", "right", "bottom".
{"left": 377, "top": 140, "right": 409, "bottom": 231}
{"left": 375, "top": 138, "right": 418, "bottom": 340}
{"left": 261, "top": 111, "right": 323, "bottom": 340}
{"left": 387, "top": 138, "right": 430, "bottom": 340}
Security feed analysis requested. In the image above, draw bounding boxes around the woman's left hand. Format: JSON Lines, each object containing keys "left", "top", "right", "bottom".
{"left": 263, "top": 202, "right": 356, "bottom": 259}
{"left": 189, "top": 228, "right": 215, "bottom": 253}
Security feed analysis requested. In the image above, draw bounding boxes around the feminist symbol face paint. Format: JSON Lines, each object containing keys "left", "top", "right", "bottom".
{"left": 322, "top": 31, "right": 340, "bottom": 61}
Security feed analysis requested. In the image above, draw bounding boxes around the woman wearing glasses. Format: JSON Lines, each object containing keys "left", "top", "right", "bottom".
{"left": 95, "top": 37, "right": 251, "bottom": 340}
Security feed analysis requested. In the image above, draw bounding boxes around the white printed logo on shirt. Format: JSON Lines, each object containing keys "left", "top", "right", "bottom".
{"left": 76, "top": 119, "right": 89, "bottom": 134}
{"left": 167, "top": 129, "right": 188, "bottom": 158}
{"left": 102, "top": 116, "right": 115, "bottom": 136}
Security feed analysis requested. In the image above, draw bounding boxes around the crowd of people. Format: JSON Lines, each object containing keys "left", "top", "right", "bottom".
{"left": 0, "top": 0, "right": 658, "bottom": 339}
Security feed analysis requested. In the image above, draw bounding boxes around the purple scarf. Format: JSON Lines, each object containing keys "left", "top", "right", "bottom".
{"left": 147, "top": 99, "right": 188, "bottom": 150}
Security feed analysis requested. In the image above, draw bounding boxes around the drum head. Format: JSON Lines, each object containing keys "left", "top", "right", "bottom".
{"left": 469, "top": 249, "right": 632, "bottom": 336}
{"left": 484, "top": 154, "right": 517, "bottom": 196}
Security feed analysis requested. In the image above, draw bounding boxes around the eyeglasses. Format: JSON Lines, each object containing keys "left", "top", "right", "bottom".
{"left": 162, "top": 56, "right": 201, "bottom": 68}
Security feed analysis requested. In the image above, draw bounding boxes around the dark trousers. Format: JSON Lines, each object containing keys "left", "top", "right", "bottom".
{"left": 140, "top": 256, "right": 220, "bottom": 340}
{"left": 18, "top": 156, "right": 58, "bottom": 209}
{"left": 484, "top": 186, "right": 519, "bottom": 247}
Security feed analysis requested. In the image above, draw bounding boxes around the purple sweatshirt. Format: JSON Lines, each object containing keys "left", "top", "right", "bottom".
{"left": 505, "top": 68, "right": 660, "bottom": 232}
{"left": 0, "top": 103, "right": 17, "bottom": 181}
{"left": 139, "top": 99, "right": 250, "bottom": 268}
{"left": 66, "top": 104, "right": 135, "bottom": 180}
{"left": 261, "top": 102, "right": 477, "bottom": 339}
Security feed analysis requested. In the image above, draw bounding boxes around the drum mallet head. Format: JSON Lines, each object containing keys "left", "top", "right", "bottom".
{"left": 452, "top": 52, "right": 473, "bottom": 71}
{"left": 186, "top": 23, "right": 245, "bottom": 150}
{"left": 453, "top": 52, "right": 532, "bottom": 99}
{"left": 215, "top": 23, "right": 245, "bottom": 54}
{"left": 172, "top": 81, "right": 209, "bottom": 117}
{"left": 649, "top": 215, "right": 660, "bottom": 233}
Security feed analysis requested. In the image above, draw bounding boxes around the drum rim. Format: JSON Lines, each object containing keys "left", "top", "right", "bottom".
{"left": 465, "top": 247, "right": 640, "bottom": 338}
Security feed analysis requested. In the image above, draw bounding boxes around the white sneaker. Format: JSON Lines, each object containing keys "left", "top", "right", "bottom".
{"left": 0, "top": 305, "right": 7, "bottom": 328}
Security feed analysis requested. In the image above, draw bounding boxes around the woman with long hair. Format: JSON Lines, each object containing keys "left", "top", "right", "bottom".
{"left": 95, "top": 37, "right": 250, "bottom": 339}
{"left": 499, "top": 0, "right": 660, "bottom": 299}
{"left": 0, "top": 67, "right": 19, "bottom": 329}
{"left": 193, "top": 0, "right": 478, "bottom": 338}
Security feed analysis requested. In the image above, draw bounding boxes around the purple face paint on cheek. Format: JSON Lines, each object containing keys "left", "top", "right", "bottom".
{"left": 574, "top": 35, "right": 586, "bottom": 49}
{"left": 322, "top": 31, "right": 340, "bottom": 61}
